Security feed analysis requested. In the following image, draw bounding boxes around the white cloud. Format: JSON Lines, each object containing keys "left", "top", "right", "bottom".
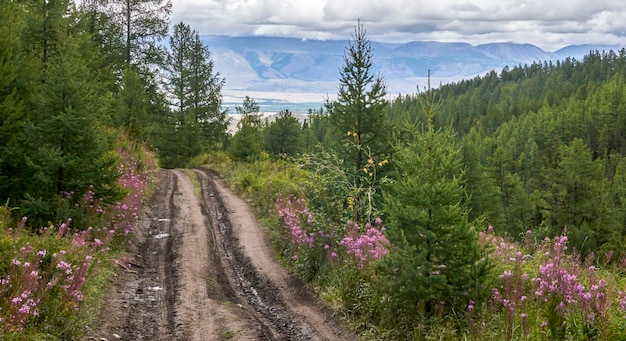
{"left": 171, "top": 0, "right": 626, "bottom": 50}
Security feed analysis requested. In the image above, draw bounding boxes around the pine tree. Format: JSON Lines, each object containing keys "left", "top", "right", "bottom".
{"left": 325, "top": 21, "right": 391, "bottom": 223}
{"left": 159, "top": 22, "right": 226, "bottom": 166}
{"left": 115, "top": 66, "right": 150, "bottom": 139}
{"left": 187, "top": 31, "right": 227, "bottom": 149}
{"left": 20, "top": 19, "right": 121, "bottom": 226}
{"left": 95, "top": 0, "right": 171, "bottom": 66}
{"left": 21, "top": 0, "right": 69, "bottom": 63}
{"left": 542, "top": 138, "right": 611, "bottom": 255}
{"left": 166, "top": 22, "right": 226, "bottom": 149}
{"left": 80, "top": 0, "right": 125, "bottom": 69}
{"left": 0, "top": 0, "right": 29, "bottom": 200}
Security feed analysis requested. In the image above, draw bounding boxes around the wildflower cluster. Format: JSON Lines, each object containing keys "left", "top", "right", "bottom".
{"left": 339, "top": 218, "right": 389, "bottom": 268}
{"left": 276, "top": 194, "right": 320, "bottom": 248}
{"left": 115, "top": 149, "right": 149, "bottom": 231}
{"left": 475, "top": 227, "right": 624, "bottom": 340}
{"left": 0, "top": 219, "right": 95, "bottom": 333}
{"left": 530, "top": 233, "right": 611, "bottom": 338}
{"left": 0, "top": 148, "right": 151, "bottom": 336}
{"left": 276, "top": 193, "right": 389, "bottom": 270}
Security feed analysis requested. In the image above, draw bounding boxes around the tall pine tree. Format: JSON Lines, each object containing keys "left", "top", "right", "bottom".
{"left": 187, "top": 30, "right": 227, "bottom": 149}
{"left": 0, "top": 0, "right": 29, "bottom": 200}
{"left": 92, "top": 0, "right": 171, "bottom": 66}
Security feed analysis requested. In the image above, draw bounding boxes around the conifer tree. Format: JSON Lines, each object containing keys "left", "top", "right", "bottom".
{"left": 378, "top": 89, "right": 491, "bottom": 330}
{"left": 325, "top": 21, "right": 391, "bottom": 223}
{"left": 95, "top": 0, "right": 171, "bottom": 66}
{"left": 21, "top": 0, "right": 69, "bottom": 63}
{"left": 326, "top": 21, "right": 391, "bottom": 176}
{"left": 115, "top": 66, "right": 150, "bottom": 139}
{"left": 264, "top": 110, "right": 301, "bottom": 156}
{"left": 158, "top": 22, "right": 226, "bottom": 166}
{"left": 229, "top": 96, "right": 262, "bottom": 161}
{"left": 0, "top": 0, "right": 28, "bottom": 199}
{"left": 542, "top": 138, "right": 612, "bottom": 255}
{"left": 20, "top": 19, "right": 121, "bottom": 226}
{"left": 166, "top": 22, "right": 226, "bottom": 144}
{"left": 187, "top": 31, "right": 228, "bottom": 149}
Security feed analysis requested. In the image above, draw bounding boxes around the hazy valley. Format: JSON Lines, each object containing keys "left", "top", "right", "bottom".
{"left": 205, "top": 35, "right": 626, "bottom": 109}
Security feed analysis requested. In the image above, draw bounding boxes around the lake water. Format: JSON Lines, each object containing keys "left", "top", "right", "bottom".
{"left": 223, "top": 102, "right": 325, "bottom": 115}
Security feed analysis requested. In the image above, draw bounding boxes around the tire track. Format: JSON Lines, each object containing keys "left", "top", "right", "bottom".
{"left": 122, "top": 169, "right": 178, "bottom": 340}
{"left": 195, "top": 168, "right": 302, "bottom": 340}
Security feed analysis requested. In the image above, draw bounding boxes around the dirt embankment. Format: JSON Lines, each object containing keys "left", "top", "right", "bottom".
{"left": 84, "top": 169, "right": 356, "bottom": 341}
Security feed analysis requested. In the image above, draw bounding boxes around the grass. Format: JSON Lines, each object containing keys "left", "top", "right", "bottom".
{"left": 183, "top": 169, "right": 202, "bottom": 197}
{"left": 219, "top": 329, "right": 237, "bottom": 340}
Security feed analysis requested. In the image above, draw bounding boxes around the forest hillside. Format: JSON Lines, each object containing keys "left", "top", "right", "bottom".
{"left": 2, "top": 0, "right": 626, "bottom": 339}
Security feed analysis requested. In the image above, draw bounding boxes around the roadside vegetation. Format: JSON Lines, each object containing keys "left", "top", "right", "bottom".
{"left": 203, "top": 149, "right": 626, "bottom": 340}
{"left": 0, "top": 138, "right": 155, "bottom": 339}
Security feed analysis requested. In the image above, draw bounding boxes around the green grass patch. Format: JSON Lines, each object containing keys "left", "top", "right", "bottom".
{"left": 183, "top": 169, "right": 202, "bottom": 197}
{"left": 219, "top": 329, "right": 237, "bottom": 340}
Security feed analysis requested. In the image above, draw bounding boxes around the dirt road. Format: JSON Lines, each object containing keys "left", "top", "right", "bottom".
{"left": 85, "top": 169, "right": 356, "bottom": 341}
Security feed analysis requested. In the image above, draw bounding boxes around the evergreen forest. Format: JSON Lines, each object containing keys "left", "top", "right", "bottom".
{"left": 2, "top": 0, "right": 626, "bottom": 339}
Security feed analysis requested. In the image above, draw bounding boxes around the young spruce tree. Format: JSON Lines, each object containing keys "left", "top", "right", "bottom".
{"left": 264, "top": 110, "right": 301, "bottom": 156}
{"left": 378, "top": 86, "right": 491, "bottom": 333}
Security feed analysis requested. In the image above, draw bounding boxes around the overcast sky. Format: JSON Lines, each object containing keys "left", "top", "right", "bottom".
{"left": 170, "top": 0, "right": 626, "bottom": 51}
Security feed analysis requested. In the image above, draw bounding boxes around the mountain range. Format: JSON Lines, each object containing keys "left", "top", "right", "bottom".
{"left": 202, "top": 36, "right": 626, "bottom": 104}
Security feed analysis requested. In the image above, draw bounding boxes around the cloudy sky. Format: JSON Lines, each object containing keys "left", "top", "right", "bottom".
{"left": 170, "top": 0, "right": 626, "bottom": 51}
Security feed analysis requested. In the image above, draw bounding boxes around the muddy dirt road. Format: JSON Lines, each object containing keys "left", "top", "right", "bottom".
{"left": 85, "top": 169, "right": 356, "bottom": 341}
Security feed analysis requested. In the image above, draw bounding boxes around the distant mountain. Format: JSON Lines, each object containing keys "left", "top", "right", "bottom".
{"left": 202, "top": 35, "right": 625, "bottom": 102}
{"left": 554, "top": 44, "right": 625, "bottom": 60}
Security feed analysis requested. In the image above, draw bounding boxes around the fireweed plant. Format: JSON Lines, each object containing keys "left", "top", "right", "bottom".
{"left": 0, "top": 147, "right": 151, "bottom": 339}
{"left": 276, "top": 193, "right": 389, "bottom": 279}
{"left": 472, "top": 226, "right": 626, "bottom": 340}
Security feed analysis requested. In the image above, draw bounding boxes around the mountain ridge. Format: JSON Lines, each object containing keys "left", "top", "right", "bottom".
{"left": 203, "top": 35, "right": 625, "bottom": 102}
